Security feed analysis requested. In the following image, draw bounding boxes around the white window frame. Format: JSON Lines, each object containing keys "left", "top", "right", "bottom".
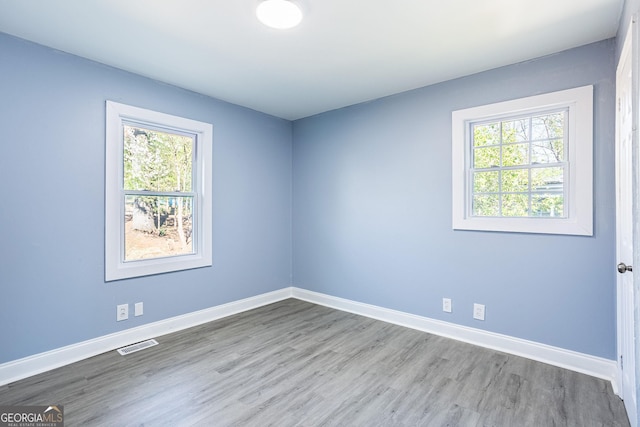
{"left": 452, "top": 85, "right": 593, "bottom": 235}
{"left": 105, "top": 101, "right": 213, "bottom": 281}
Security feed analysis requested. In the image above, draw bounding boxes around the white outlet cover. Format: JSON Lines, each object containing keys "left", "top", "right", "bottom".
{"left": 135, "top": 302, "right": 143, "bottom": 317}
{"left": 117, "top": 304, "right": 129, "bottom": 321}
{"left": 473, "top": 303, "right": 485, "bottom": 321}
{"left": 442, "top": 298, "right": 452, "bottom": 313}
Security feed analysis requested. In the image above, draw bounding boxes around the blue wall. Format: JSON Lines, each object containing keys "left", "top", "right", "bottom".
{"left": 0, "top": 33, "right": 293, "bottom": 363}
{"left": 292, "top": 40, "right": 617, "bottom": 359}
{"left": 0, "top": 30, "right": 620, "bottom": 365}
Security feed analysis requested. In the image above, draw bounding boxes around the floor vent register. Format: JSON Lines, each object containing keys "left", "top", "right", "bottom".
{"left": 117, "top": 339, "right": 159, "bottom": 356}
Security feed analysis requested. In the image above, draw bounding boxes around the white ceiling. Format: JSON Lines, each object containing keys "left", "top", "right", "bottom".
{"left": 0, "top": 0, "right": 624, "bottom": 120}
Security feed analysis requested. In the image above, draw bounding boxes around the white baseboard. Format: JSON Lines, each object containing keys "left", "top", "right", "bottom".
{"left": 1, "top": 286, "right": 619, "bottom": 397}
{"left": 291, "top": 287, "right": 620, "bottom": 395}
{"left": 0, "top": 288, "right": 293, "bottom": 387}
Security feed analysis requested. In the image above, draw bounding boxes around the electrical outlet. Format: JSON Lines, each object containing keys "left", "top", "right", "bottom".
{"left": 135, "top": 302, "right": 143, "bottom": 317}
{"left": 473, "top": 303, "right": 485, "bottom": 321}
{"left": 117, "top": 304, "right": 129, "bottom": 321}
{"left": 442, "top": 298, "right": 452, "bottom": 313}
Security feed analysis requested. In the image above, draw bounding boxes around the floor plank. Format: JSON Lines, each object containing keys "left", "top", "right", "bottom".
{"left": 0, "top": 299, "right": 630, "bottom": 426}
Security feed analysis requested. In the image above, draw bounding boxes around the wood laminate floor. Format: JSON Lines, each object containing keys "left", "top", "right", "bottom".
{"left": 0, "top": 299, "right": 630, "bottom": 426}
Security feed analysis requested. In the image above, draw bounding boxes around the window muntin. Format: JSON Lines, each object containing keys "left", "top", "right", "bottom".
{"left": 470, "top": 110, "right": 567, "bottom": 218}
{"left": 106, "top": 101, "right": 212, "bottom": 281}
{"left": 451, "top": 85, "right": 593, "bottom": 236}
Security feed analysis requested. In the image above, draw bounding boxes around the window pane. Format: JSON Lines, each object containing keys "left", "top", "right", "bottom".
{"left": 531, "top": 167, "right": 563, "bottom": 192}
{"left": 473, "top": 146, "right": 500, "bottom": 168}
{"left": 473, "top": 122, "right": 500, "bottom": 146}
{"left": 125, "top": 195, "right": 194, "bottom": 261}
{"left": 502, "top": 119, "right": 529, "bottom": 143}
{"left": 502, "top": 193, "right": 529, "bottom": 217}
{"left": 473, "top": 171, "right": 500, "bottom": 193}
{"left": 502, "top": 143, "right": 529, "bottom": 166}
{"left": 532, "top": 139, "right": 564, "bottom": 164}
{"left": 502, "top": 169, "right": 529, "bottom": 192}
{"left": 532, "top": 194, "right": 564, "bottom": 217}
{"left": 473, "top": 194, "right": 500, "bottom": 216}
{"left": 532, "top": 112, "right": 564, "bottom": 140}
{"left": 124, "top": 125, "right": 193, "bottom": 192}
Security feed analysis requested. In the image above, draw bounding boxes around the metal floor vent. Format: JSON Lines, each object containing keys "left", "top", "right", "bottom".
{"left": 117, "top": 339, "right": 159, "bottom": 356}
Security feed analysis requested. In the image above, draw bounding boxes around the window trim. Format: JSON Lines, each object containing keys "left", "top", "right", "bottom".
{"left": 452, "top": 85, "right": 593, "bottom": 236}
{"left": 105, "top": 101, "right": 213, "bottom": 281}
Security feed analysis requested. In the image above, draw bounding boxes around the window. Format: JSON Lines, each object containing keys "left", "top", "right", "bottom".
{"left": 452, "top": 86, "right": 593, "bottom": 235}
{"left": 106, "top": 101, "right": 212, "bottom": 281}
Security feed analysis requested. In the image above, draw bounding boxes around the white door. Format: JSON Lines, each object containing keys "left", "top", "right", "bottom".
{"left": 616, "top": 21, "right": 638, "bottom": 427}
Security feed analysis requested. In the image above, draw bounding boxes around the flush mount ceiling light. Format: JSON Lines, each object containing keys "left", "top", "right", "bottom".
{"left": 256, "top": 0, "right": 303, "bottom": 30}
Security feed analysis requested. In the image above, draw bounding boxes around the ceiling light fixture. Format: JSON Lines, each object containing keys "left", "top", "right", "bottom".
{"left": 256, "top": 0, "right": 303, "bottom": 30}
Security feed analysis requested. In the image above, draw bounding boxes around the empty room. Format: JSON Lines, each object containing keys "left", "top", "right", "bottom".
{"left": 0, "top": 0, "right": 638, "bottom": 425}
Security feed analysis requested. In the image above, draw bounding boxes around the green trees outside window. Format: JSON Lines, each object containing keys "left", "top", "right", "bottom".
{"left": 471, "top": 111, "right": 566, "bottom": 218}
{"left": 123, "top": 125, "right": 195, "bottom": 261}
